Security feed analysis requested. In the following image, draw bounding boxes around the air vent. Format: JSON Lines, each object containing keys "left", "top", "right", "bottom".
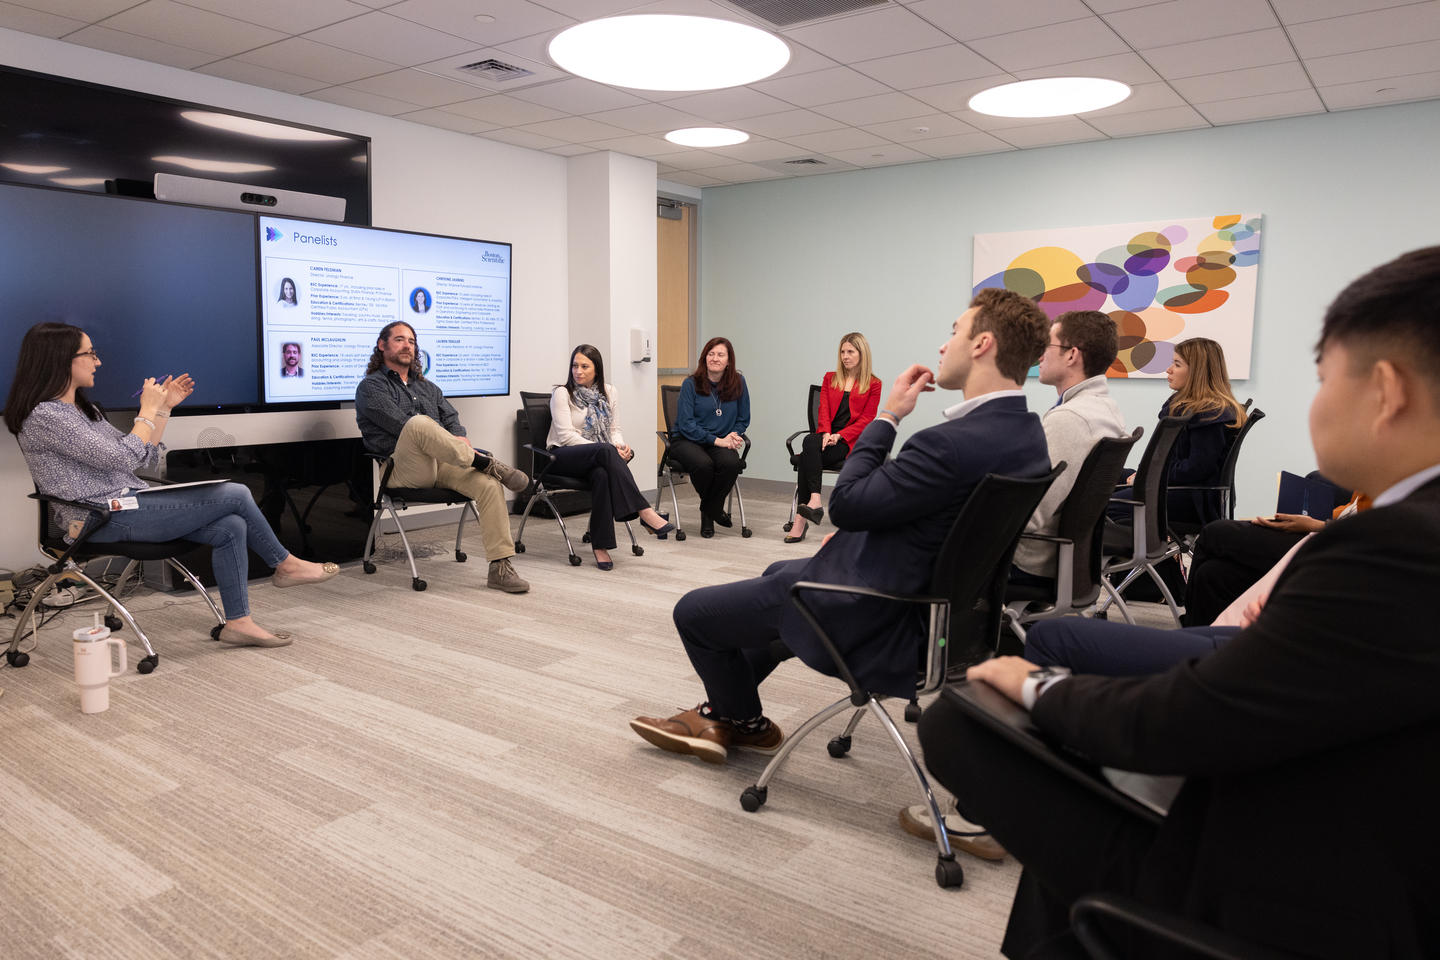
{"left": 721, "top": 0, "right": 888, "bottom": 28}
{"left": 456, "top": 59, "right": 535, "bottom": 82}
{"left": 784, "top": 157, "right": 827, "bottom": 165}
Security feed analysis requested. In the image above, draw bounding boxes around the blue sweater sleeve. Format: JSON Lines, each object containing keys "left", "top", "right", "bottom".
{"left": 734, "top": 378, "right": 751, "bottom": 435}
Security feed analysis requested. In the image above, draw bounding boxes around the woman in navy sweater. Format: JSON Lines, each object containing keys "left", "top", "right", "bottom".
{"left": 670, "top": 337, "right": 750, "bottom": 538}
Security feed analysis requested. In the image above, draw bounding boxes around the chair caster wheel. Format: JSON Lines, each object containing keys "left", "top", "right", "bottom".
{"left": 582, "top": 532, "right": 591, "bottom": 543}
{"left": 5, "top": 649, "right": 29, "bottom": 668}
{"left": 137, "top": 654, "right": 158, "bottom": 674}
{"left": 514, "top": 542, "right": 526, "bottom": 554}
{"left": 568, "top": 554, "right": 583, "bottom": 566}
{"left": 456, "top": 550, "right": 467, "bottom": 563}
{"left": 783, "top": 520, "right": 793, "bottom": 532}
{"left": 675, "top": 530, "right": 687, "bottom": 541}
{"left": 104, "top": 615, "right": 124, "bottom": 632}
{"left": 632, "top": 545, "right": 643, "bottom": 556}
{"left": 412, "top": 578, "right": 427, "bottom": 591}
{"left": 739, "top": 785, "right": 767, "bottom": 812}
{"left": 904, "top": 701, "right": 922, "bottom": 723}
{"left": 935, "top": 856, "right": 965, "bottom": 888}
{"left": 210, "top": 624, "right": 224, "bottom": 641}
{"left": 827, "top": 735, "right": 852, "bottom": 758}
{"left": 741, "top": 527, "right": 752, "bottom": 538}
{"left": 363, "top": 561, "right": 376, "bottom": 574}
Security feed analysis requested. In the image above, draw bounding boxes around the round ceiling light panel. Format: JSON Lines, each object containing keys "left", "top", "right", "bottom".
{"left": 549, "top": 15, "right": 790, "bottom": 91}
{"left": 968, "top": 78, "right": 1131, "bottom": 118}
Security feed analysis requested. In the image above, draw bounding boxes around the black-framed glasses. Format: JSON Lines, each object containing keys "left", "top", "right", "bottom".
{"left": 73, "top": 350, "right": 100, "bottom": 361}
{"left": 1046, "top": 342, "right": 1073, "bottom": 352}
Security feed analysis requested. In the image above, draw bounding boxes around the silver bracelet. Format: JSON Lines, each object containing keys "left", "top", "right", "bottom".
{"left": 155, "top": 409, "right": 170, "bottom": 419}
{"left": 134, "top": 416, "right": 156, "bottom": 430}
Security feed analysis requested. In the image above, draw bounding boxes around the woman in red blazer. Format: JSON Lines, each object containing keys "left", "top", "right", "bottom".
{"left": 786, "top": 332, "right": 881, "bottom": 543}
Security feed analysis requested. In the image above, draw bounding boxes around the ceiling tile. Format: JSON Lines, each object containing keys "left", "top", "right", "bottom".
{"left": 481, "top": 127, "right": 567, "bottom": 148}
{"left": 655, "top": 149, "right": 734, "bottom": 169}
{"left": 660, "top": 170, "right": 726, "bottom": 187}
{"left": 860, "top": 112, "right": 978, "bottom": 141}
{"left": 510, "top": 77, "right": 647, "bottom": 112}
{"left": 991, "top": 118, "right": 1106, "bottom": 147}
{"left": 1307, "top": 39, "right": 1440, "bottom": 86}
{"left": 347, "top": 69, "right": 490, "bottom": 106}
{"left": 1013, "top": 52, "right": 1162, "bottom": 85}
{"left": 96, "top": 0, "right": 285, "bottom": 57}
{"left": 906, "top": 74, "right": 1015, "bottom": 112}
{"left": 547, "top": 143, "right": 594, "bottom": 156}
{"left": 1083, "top": 0, "right": 1175, "bottom": 10}
{"left": 784, "top": 126, "right": 890, "bottom": 152}
{"left": 689, "top": 162, "right": 783, "bottom": 183}
{"left": 382, "top": 0, "right": 573, "bottom": 45}
{"left": 176, "top": 0, "right": 370, "bottom": 33}
{"left": 739, "top": 108, "right": 846, "bottom": 138}
{"left": 587, "top": 133, "right": 680, "bottom": 156}
{"left": 909, "top": 130, "right": 1014, "bottom": 158}
{"left": 967, "top": 18, "right": 1130, "bottom": 72}
{"left": 307, "top": 84, "right": 421, "bottom": 114}
{"left": 394, "top": 107, "right": 499, "bottom": 133}
{"left": 304, "top": 11, "right": 476, "bottom": 65}
{"left": 584, "top": 102, "right": 707, "bottom": 134}
{"left": 514, "top": 116, "right": 634, "bottom": 142}
{"left": 1103, "top": 0, "right": 1278, "bottom": 49}
{"left": 821, "top": 143, "right": 929, "bottom": 167}
{"left": 1318, "top": 69, "right": 1440, "bottom": 108}
{"left": 1270, "top": 0, "right": 1420, "bottom": 25}
{"left": 4, "top": 0, "right": 135, "bottom": 17}
{"left": 903, "top": 0, "right": 1094, "bottom": 41}
{"left": 1142, "top": 28, "right": 1297, "bottom": 79}
{"left": 439, "top": 94, "right": 568, "bottom": 124}
{"left": 1195, "top": 87, "right": 1326, "bottom": 123}
{"left": 751, "top": 66, "right": 889, "bottom": 107}
{"left": 62, "top": 25, "right": 216, "bottom": 68}
{"left": 0, "top": 1, "right": 84, "bottom": 37}
{"left": 761, "top": 40, "right": 839, "bottom": 80}
{"left": 664, "top": 87, "right": 794, "bottom": 120}
{"left": 814, "top": 91, "right": 933, "bottom": 125}
{"left": 1084, "top": 104, "right": 1210, "bottom": 137}
{"left": 783, "top": 6, "right": 955, "bottom": 63}
{"left": 1169, "top": 61, "right": 1312, "bottom": 102}
{"left": 1288, "top": 1, "right": 1440, "bottom": 57}
{"left": 701, "top": 138, "right": 805, "bottom": 162}
{"left": 235, "top": 37, "right": 403, "bottom": 85}
{"left": 194, "top": 58, "right": 330, "bottom": 94}
{"left": 851, "top": 43, "right": 1002, "bottom": 88}
{"left": 1080, "top": 81, "right": 1186, "bottom": 117}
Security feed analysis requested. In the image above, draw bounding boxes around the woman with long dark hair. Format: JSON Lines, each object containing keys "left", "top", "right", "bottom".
{"left": 784, "top": 332, "right": 881, "bottom": 543}
{"left": 1157, "top": 337, "right": 1248, "bottom": 524}
{"left": 670, "top": 336, "right": 751, "bottom": 538}
{"left": 4, "top": 322, "right": 339, "bottom": 647}
{"left": 547, "top": 344, "right": 675, "bottom": 569}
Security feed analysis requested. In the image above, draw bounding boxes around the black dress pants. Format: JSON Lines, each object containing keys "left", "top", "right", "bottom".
{"left": 671, "top": 557, "right": 804, "bottom": 719}
{"left": 548, "top": 442, "right": 650, "bottom": 550}
{"left": 918, "top": 690, "right": 1160, "bottom": 959}
{"left": 1181, "top": 519, "right": 1305, "bottom": 626}
{"left": 667, "top": 438, "right": 742, "bottom": 520}
{"left": 794, "top": 432, "right": 849, "bottom": 502}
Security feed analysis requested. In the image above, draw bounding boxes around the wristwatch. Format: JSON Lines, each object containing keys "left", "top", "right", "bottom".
{"left": 1021, "top": 665, "right": 1071, "bottom": 710}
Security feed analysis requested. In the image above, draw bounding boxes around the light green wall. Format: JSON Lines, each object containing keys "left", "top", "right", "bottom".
{"left": 699, "top": 99, "right": 1440, "bottom": 517}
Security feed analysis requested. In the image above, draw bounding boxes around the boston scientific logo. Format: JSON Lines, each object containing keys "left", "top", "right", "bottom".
{"left": 481, "top": 250, "right": 506, "bottom": 264}
{"left": 264, "top": 227, "right": 284, "bottom": 241}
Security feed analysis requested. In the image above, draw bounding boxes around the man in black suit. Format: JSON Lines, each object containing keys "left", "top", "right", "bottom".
{"left": 920, "top": 246, "right": 1440, "bottom": 959}
{"left": 630, "top": 288, "right": 1052, "bottom": 763}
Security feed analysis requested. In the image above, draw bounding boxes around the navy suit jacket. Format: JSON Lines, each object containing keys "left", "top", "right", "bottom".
{"left": 781, "top": 395, "right": 1049, "bottom": 697}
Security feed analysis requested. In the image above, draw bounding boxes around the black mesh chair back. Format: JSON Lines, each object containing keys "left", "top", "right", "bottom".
{"left": 805, "top": 383, "right": 821, "bottom": 433}
{"left": 1210, "top": 406, "right": 1266, "bottom": 522}
{"left": 1058, "top": 430, "right": 1144, "bottom": 606}
{"left": 1123, "top": 416, "right": 1187, "bottom": 558}
{"left": 660, "top": 383, "right": 681, "bottom": 439}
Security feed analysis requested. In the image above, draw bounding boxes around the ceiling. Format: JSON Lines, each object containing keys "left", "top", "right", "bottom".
{"left": 3, "top": 0, "right": 1438, "bottom": 186}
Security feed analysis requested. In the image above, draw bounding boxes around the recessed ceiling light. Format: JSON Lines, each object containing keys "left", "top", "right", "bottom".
{"left": 1, "top": 162, "right": 67, "bottom": 174}
{"left": 549, "top": 15, "right": 789, "bottom": 91}
{"left": 152, "top": 156, "right": 275, "bottom": 174}
{"left": 473, "top": 14, "right": 495, "bottom": 24}
{"left": 181, "top": 111, "right": 346, "bottom": 142}
{"left": 969, "top": 78, "right": 1130, "bottom": 118}
{"left": 666, "top": 127, "right": 749, "bottom": 147}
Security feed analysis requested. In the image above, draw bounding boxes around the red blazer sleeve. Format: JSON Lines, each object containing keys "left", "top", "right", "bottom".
{"left": 816, "top": 374, "right": 838, "bottom": 433}
{"left": 837, "top": 377, "right": 882, "bottom": 451}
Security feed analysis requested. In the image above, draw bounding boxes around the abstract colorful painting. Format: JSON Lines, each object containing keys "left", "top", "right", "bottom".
{"left": 973, "top": 215, "right": 1262, "bottom": 378}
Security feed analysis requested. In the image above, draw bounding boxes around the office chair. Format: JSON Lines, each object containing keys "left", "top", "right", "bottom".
{"left": 655, "top": 383, "right": 752, "bottom": 540}
{"left": 1168, "top": 407, "right": 1267, "bottom": 543}
{"left": 782, "top": 383, "right": 845, "bottom": 535}
{"left": 5, "top": 491, "right": 224, "bottom": 674}
{"left": 737, "top": 465, "right": 1063, "bottom": 889}
{"left": 360, "top": 453, "right": 481, "bottom": 592}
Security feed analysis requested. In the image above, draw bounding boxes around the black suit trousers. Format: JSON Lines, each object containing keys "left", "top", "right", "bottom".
{"left": 547, "top": 442, "right": 649, "bottom": 550}
{"left": 794, "top": 432, "right": 849, "bottom": 502}
{"left": 667, "top": 438, "right": 742, "bottom": 519}
{"left": 1181, "top": 519, "right": 1305, "bottom": 626}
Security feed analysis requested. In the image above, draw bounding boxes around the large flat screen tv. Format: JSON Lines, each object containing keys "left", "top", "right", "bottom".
{"left": 0, "top": 181, "right": 260, "bottom": 412}
{"left": 258, "top": 216, "right": 512, "bottom": 404}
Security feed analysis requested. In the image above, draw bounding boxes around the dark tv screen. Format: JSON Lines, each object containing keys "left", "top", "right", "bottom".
{"left": 0, "top": 182, "right": 260, "bottom": 412}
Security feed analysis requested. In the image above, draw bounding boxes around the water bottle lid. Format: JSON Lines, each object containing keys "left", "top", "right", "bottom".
{"left": 73, "top": 615, "right": 109, "bottom": 642}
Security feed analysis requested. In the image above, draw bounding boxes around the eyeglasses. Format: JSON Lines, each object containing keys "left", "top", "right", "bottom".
{"left": 73, "top": 350, "right": 100, "bottom": 362}
{"left": 1046, "top": 343, "right": 1073, "bottom": 352}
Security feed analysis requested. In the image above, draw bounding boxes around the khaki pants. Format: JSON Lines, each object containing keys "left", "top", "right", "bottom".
{"left": 389, "top": 415, "right": 514, "bottom": 562}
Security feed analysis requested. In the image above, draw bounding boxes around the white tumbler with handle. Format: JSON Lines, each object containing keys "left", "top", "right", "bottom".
{"left": 73, "top": 614, "right": 126, "bottom": 714}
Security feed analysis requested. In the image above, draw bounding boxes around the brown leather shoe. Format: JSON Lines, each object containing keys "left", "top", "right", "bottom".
{"left": 899, "top": 802, "right": 1008, "bottom": 861}
{"left": 629, "top": 706, "right": 734, "bottom": 763}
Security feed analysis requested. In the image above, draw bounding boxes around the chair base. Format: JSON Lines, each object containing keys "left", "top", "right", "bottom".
{"left": 362, "top": 492, "right": 478, "bottom": 589}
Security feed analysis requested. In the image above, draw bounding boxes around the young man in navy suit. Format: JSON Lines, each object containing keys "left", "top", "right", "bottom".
{"left": 631, "top": 287, "right": 1052, "bottom": 763}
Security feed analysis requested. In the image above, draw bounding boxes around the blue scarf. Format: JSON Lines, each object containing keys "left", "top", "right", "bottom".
{"left": 573, "top": 386, "right": 614, "bottom": 444}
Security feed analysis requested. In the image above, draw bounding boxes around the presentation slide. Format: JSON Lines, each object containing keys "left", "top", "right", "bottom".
{"left": 258, "top": 216, "right": 511, "bottom": 403}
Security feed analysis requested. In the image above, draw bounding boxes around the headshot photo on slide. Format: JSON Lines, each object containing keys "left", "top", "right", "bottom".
{"left": 410, "top": 287, "right": 431, "bottom": 314}
{"left": 278, "top": 277, "right": 298, "bottom": 307}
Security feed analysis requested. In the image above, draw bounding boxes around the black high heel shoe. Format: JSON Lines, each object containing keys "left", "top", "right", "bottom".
{"left": 641, "top": 515, "right": 676, "bottom": 537}
{"left": 797, "top": 504, "right": 824, "bottom": 524}
{"left": 783, "top": 523, "right": 807, "bottom": 544}
{"left": 700, "top": 514, "right": 715, "bottom": 538}
{"left": 592, "top": 549, "right": 614, "bottom": 571}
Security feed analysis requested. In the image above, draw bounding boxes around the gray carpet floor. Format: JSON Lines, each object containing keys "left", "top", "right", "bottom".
{"left": 0, "top": 487, "right": 1176, "bottom": 959}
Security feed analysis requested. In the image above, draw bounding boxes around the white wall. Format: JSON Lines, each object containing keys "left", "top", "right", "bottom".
{"left": 698, "top": 99, "right": 1440, "bottom": 517}
{"left": 0, "top": 28, "right": 572, "bottom": 569}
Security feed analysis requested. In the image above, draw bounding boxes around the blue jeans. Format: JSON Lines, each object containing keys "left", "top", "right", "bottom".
{"left": 1023, "top": 617, "right": 1239, "bottom": 676}
{"left": 86, "top": 482, "right": 289, "bottom": 619}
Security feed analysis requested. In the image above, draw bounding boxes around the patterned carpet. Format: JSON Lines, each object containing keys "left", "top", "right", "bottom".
{"left": 0, "top": 487, "right": 1056, "bottom": 959}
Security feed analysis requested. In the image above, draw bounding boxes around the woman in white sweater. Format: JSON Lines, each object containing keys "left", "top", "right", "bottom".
{"left": 548, "top": 344, "right": 675, "bottom": 569}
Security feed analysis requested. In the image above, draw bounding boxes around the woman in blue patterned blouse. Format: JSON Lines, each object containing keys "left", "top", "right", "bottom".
{"left": 3, "top": 322, "right": 339, "bottom": 648}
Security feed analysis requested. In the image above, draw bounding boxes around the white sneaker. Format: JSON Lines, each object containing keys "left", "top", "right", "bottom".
{"left": 898, "top": 796, "right": 1008, "bottom": 861}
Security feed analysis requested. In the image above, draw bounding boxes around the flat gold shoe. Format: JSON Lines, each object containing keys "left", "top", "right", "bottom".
{"left": 271, "top": 561, "right": 340, "bottom": 589}
{"left": 218, "top": 626, "right": 294, "bottom": 648}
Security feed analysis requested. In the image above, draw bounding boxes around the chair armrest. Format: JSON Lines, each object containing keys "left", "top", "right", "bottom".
{"left": 1165, "top": 483, "right": 1226, "bottom": 492}
{"left": 522, "top": 442, "right": 558, "bottom": 482}
{"left": 1072, "top": 893, "right": 1302, "bottom": 960}
{"left": 739, "top": 433, "right": 752, "bottom": 466}
{"left": 784, "top": 428, "right": 808, "bottom": 459}
{"left": 1107, "top": 495, "right": 1144, "bottom": 506}
{"left": 788, "top": 579, "right": 948, "bottom": 703}
{"left": 363, "top": 452, "right": 397, "bottom": 497}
